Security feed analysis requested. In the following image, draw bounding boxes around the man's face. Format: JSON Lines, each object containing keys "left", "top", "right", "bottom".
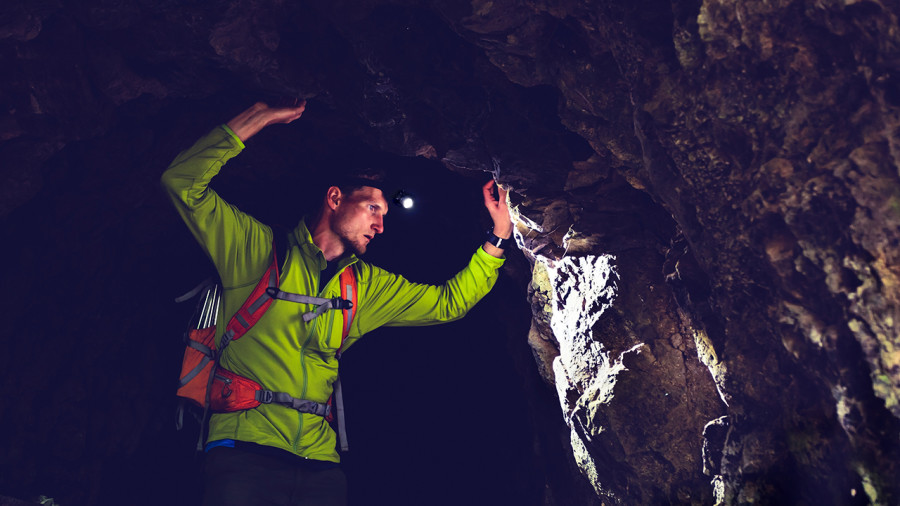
{"left": 332, "top": 186, "right": 388, "bottom": 256}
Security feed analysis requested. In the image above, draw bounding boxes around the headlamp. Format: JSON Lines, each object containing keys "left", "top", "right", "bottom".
{"left": 393, "top": 190, "right": 414, "bottom": 209}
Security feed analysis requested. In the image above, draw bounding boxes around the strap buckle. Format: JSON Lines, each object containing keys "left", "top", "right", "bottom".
{"left": 331, "top": 297, "right": 353, "bottom": 310}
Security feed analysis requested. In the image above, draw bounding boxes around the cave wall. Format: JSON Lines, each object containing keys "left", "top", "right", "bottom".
{"left": 468, "top": 0, "right": 900, "bottom": 502}
{"left": 2, "top": 0, "right": 900, "bottom": 504}
{"left": 461, "top": 0, "right": 900, "bottom": 503}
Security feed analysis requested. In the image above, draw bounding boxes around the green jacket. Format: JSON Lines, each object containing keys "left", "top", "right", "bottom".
{"left": 161, "top": 125, "right": 504, "bottom": 462}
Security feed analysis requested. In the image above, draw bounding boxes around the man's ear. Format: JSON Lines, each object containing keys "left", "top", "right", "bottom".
{"left": 325, "top": 186, "right": 342, "bottom": 211}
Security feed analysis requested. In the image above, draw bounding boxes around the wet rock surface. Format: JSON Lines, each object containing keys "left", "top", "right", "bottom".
{"left": 2, "top": 0, "right": 900, "bottom": 504}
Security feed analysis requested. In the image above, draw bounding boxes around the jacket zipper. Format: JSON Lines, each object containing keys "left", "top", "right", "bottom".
{"left": 290, "top": 266, "right": 344, "bottom": 453}
{"left": 292, "top": 267, "right": 332, "bottom": 453}
{"left": 292, "top": 321, "right": 317, "bottom": 453}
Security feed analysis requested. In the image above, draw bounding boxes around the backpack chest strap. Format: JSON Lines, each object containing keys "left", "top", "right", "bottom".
{"left": 264, "top": 288, "right": 353, "bottom": 322}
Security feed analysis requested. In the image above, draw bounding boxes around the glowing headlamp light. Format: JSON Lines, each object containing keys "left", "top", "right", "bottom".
{"left": 393, "top": 190, "right": 415, "bottom": 209}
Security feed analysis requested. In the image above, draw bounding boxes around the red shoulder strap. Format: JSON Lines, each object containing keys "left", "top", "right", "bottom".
{"left": 222, "top": 242, "right": 281, "bottom": 343}
{"left": 339, "top": 265, "right": 357, "bottom": 344}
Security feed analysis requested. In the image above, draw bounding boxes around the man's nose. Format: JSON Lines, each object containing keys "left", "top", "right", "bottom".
{"left": 372, "top": 216, "right": 384, "bottom": 234}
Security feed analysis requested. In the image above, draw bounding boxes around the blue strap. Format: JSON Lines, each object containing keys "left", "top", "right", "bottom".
{"left": 205, "top": 439, "right": 236, "bottom": 452}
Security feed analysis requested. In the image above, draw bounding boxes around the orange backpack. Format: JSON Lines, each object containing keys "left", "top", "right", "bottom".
{"left": 175, "top": 232, "right": 357, "bottom": 450}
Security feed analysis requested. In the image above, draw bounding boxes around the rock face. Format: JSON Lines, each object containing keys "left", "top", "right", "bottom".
{"left": 1, "top": 0, "right": 899, "bottom": 505}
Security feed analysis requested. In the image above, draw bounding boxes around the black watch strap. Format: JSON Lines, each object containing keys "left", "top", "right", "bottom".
{"left": 486, "top": 231, "right": 510, "bottom": 249}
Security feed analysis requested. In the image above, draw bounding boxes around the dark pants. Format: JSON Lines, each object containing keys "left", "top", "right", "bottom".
{"left": 202, "top": 446, "right": 348, "bottom": 506}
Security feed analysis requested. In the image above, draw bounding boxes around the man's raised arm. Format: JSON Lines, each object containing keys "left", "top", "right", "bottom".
{"left": 160, "top": 101, "right": 306, "bottom": 285}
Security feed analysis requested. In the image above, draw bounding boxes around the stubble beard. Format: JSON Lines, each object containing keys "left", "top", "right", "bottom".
{"left": 335, "top": 225, "right": 367, "bottom": 256}
{"left": 342, "top": 236, "right": 367, "bottom": 256}
{"left": 333, "top": 210, "right": 369, "bottom": 256}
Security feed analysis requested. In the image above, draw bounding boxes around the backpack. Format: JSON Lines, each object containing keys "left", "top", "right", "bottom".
{"left": 175, "top": 228, "right": 357, "bottom": 451}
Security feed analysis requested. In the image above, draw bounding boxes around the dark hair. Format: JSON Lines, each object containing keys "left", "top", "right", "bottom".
{"left": 306, "top": 166, "right": 388, "bottom": 219}
{"left": 334, "top": 167, "right": 388, "bottom": 196}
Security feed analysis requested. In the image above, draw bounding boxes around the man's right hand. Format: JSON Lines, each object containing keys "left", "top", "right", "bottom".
{"left": 226, "top": 100, "right": 307, "bottom": 142}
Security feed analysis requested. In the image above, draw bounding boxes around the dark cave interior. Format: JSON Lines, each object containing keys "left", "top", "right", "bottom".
{"left": 2, "top": 0, "right": 900, "bottom": 505}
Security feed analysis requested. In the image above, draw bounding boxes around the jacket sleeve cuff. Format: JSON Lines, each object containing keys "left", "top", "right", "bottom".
{"left": 476, "top": 244, "right": 506, "bottom": 266}
{"left": 221, "top": 124, "right": 245, "bottom": 150}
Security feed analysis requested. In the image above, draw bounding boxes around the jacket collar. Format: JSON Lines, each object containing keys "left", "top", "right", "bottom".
{"left": 293, "top": 218, "right": 358, "bottom": 272}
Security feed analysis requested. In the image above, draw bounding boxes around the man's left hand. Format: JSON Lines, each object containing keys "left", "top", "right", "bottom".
{"left": 483, "top": 180, "right": 513, "bottom": 238}
{"left": 482, "top": 180, "right": 513, "bottom": 257}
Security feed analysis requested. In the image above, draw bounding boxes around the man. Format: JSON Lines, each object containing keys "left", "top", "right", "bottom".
{"left": 161, "top": 100, "right": 513, "bottom": 505}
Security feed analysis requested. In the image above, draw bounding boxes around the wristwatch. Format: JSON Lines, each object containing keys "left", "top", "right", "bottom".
{"left": 486, "top": 230, "right": 511, "bottom": 249}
